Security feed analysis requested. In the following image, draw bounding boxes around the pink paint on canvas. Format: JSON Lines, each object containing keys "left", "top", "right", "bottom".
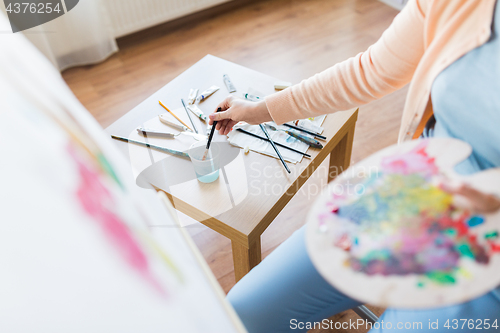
{"left": 68, "top": 144, "right": 167, "bottom": 296}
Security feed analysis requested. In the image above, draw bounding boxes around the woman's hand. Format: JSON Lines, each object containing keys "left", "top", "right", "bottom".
{"left": 208, "top": 96, "right": 272, "bottom": 135}
{"left": 439, "top": 179, "right": 500, "bottom": 214}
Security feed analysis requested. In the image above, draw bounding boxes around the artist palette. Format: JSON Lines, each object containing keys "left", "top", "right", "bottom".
{"left": 306, "top": 138, "right": 500, "bottom": 308}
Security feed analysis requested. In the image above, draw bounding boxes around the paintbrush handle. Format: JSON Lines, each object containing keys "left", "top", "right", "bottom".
{"left": 284, "top": 123, "right": 326, "bottom": 140}
{"left": 236, "top": 129, "right": 311, "bottom": 157}
{"left": 259, "top": 124, "right": 291, "bottom": 173}
{"left": 181, "top": 98, "right": 198, "bottom": 134}
{"left": 285, "top": 130, "right": 323, "bottom": 149}
{"left": 206, "top": 107, "right": 222, "bottom": 150}
{"left": 111, "top": 135, "right": 189, "bottom": 158}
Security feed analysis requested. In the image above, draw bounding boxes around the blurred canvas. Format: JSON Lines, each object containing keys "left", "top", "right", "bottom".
{"left": 0, "top": 13, "right": 243, "bottom": 333}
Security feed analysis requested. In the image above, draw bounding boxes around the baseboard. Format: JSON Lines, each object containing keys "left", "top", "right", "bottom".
{"left": 117, "top": 0, "right": 265, "bottom": 49}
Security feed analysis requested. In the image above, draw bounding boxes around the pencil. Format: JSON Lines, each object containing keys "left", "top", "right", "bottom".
{"left": 236, "top": 128, "right": 311, "bottom": 157}
{"left": 181, "top": 98, "right": 198, "bottom": 134}
{"left": 159, "top": 100, "right": 193, "bottom": 132}
{"left": 259, "top": 124, "right": 291, "bottom": 173}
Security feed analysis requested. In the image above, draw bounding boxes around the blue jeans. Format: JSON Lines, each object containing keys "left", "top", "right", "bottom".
{"left": 227, "top": 226, "right": 500, "bottom": 333}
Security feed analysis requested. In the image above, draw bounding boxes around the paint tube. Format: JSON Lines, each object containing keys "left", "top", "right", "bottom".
{"left": 158, "top": 115, "right": 191, "bottom": 132}
{"left": 188, "top": 88, "right": 198, "bottom": 104}
{"left": 223, "top": 74, "right": 236, "bottom": 93}
{"left": 294, "top": 119, "right": 323, "bottom": 134}
{"left": 187, "top": 104, "right": 208, "bottom": 122}
{"left": 274, "top": 81, "right": 292, "bottom": 90}
{"left": 243, "top": 93, "right": 263, "bottom": 102}
{"left": 196, "top": 85, "right": 220, "bottom": 102}
{"left": 137, "top": 127, "right": 176, "bottom": 138}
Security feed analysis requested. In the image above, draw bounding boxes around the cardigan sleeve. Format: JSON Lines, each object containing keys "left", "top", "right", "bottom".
{"left": 265, "top": 0, "right": 428, "bottom": 124}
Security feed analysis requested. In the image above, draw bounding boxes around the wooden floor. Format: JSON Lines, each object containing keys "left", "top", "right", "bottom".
{"left": 62, "top": 0, "right": 406, "bottom": 331}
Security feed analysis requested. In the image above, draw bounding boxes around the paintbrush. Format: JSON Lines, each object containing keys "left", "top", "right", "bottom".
{"left": 137, "top": 127, "right": 206, "bottom": 141}
{"left": 111, "top": 135, "right": 189, "bottom": 158}
{"left": 265, "top": 124, "right": 323, "bottom": 149}
{"left": 181, "top": 98, "right": 198, "bottom": 133}
{"left": 283, "top": 123, "right": 327, "bottom": 140}
{"left": 236, "top": 128, "right": 311, "bottom": 157}
{"left": 159, "top": 100, "right": 194, "bottom": 132}
{"left": 259, "top": 124, "right": 291, "bottom": 173}
{"left": 203, "top": 107, "right": 222, "bottom": 160}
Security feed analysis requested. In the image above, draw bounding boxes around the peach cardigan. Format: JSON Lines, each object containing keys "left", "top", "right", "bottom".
{"left": 265, "top": 0, "right": 497, "bottom": 142}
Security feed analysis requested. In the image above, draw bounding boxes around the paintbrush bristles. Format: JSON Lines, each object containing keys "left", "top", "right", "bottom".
{"left": 202, "top": 148, "right": 209, "bottom": 161}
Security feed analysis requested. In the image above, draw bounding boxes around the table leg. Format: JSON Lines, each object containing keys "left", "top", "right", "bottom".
{"left": 232, "top": 238, "right": 262, "bottom": 282}
{"left": 329, "top": 127, "right": 355, "bottom": 182}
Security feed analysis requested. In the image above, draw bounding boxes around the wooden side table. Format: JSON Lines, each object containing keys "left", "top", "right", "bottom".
{"left": 107, "top": 55, "right": 358, "bottom": 282}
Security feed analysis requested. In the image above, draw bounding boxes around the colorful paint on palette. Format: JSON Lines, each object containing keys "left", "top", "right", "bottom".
{"left": 322, "top": 141, "right": 500, "bottom": 286}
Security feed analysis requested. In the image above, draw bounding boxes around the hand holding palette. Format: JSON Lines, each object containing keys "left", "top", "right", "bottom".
{"left": 306, "top": 138, "right": 500, "bottom": 308}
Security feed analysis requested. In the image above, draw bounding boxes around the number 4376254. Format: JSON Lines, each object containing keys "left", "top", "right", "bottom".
{"left": 444, "top": 319, "right": 498, "bottom": 330}
{"left": 6, "top": 3, "right": 62, "bottom": 14}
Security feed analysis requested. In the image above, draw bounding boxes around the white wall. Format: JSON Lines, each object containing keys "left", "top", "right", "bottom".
{"left": 104, "top": 0, "right": 231, "bottom": 38}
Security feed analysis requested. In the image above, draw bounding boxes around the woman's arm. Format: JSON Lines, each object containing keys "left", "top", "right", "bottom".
{"left": 210, "top": 0, "right": 428, "bottom": 134}
{"left": 267, "top": 0, "right": 427, "bottom": 124}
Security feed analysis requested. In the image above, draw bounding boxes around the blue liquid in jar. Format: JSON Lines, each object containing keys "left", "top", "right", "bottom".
{"left": 196, "top": 170, "right": 219, "bottom": 183}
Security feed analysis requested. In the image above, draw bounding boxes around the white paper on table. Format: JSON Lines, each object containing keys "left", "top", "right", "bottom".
{"left": 227, "top": 115, "right": 326, "bottom": 163}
